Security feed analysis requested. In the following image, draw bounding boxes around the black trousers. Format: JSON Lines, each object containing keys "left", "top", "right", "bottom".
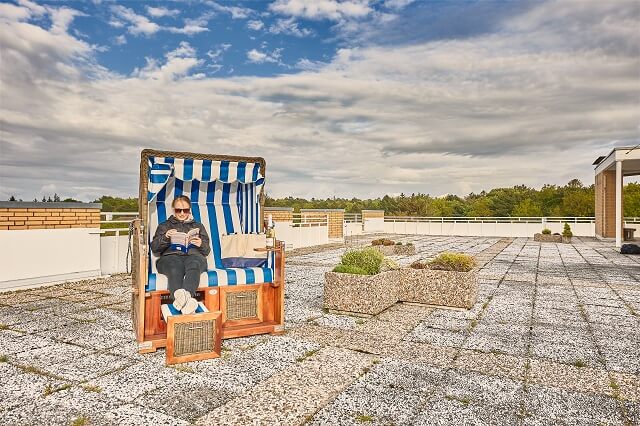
{"left": 156, "top": 254, "right": 207, "bottom": 298}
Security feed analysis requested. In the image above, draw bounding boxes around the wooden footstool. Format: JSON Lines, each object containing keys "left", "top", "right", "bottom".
{"left": 162, "top": 303, "right": 222, "bottom": 365}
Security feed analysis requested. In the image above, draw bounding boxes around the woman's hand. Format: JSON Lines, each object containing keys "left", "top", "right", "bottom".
{"left": 165, "top": 229, "right": 177, "bottom": 238}
{"left": 190, "top": 237, "right": 202, "bottom": 247}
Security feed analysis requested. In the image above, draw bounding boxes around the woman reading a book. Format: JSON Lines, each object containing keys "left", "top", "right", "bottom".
{"left": 151, "top": 195, "right": 210, "bottom": 314}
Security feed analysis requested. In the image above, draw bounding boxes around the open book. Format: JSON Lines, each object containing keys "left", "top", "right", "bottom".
{"left": 169, "top": 228, "right": 199, "bottom": 253}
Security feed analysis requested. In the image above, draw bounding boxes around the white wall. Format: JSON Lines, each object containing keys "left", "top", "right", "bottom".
{"left": 383, "top": 221, "right": 596, "bottom": 237}
{"left": 100, "top": 234, "right": 130, "bottom": 275}
{"left": 0, "top": 228, "right": 102, "bottom": 291}
{"left": 364, "top": 218, "right": 385, "bottom": 233}
{"left": 344, "top": 222, "right": 363, "bottom": 237}
{"left": 274, "top": 222, "right": 329, "bottom": 250}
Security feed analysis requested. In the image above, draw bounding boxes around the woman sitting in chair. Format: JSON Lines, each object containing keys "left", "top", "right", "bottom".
{"left": 151, "top": 195, "right": 210, "bottom": 314}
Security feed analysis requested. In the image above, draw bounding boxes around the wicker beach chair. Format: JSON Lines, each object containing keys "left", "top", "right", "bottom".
{"left": 131, "top": 149, "right": 285, "bottom": 354}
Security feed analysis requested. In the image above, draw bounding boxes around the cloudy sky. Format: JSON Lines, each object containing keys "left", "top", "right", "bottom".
{"left": 0, "top": 0, "right": 639, "bottom": 202}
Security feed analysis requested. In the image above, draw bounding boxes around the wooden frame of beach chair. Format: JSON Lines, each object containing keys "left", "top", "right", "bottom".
{"left": 131, "top": 149, "right": 285, "bottom": 354}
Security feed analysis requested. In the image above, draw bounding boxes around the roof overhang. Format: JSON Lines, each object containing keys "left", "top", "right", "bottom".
{"left": 594, "top": 146, "right": 640, "bottom": 177}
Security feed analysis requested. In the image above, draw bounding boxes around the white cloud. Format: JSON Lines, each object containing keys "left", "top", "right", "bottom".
{"left": 114, "top": 34, "right": 127, "bottom": 45}
{"left": 247, "top": 20, "right": 264, "bottom": 30}
{"left": 206, "top": 1, "right": 254, "bottom": 19}
{"left": 269, "top": 17, "right": 313, "bottom": 37}
{"left": 1, "top": 0, "right": 638, "bottom": 201}
{"left": 146, "top": 6, "right": 180, "bottom": 18}
{"left": 295, "top": 58, "right": 327, "bottom": 71}
{"left": 246, "top": 48, "right": 283, "bottom": 64}
{"left": 269, "top": 0, "right": 372, "bottom": 21}
{"left": 110, "top": 5, "right": 160, "bottom": 36}
{"left": 207, "top": 43, "right": 231, "bottom": 62}
{"left": 383, "top": 0, "right": 414, "bottom": 10}
{"left": 134, "top": 41, "right": 203, "bottom": 81}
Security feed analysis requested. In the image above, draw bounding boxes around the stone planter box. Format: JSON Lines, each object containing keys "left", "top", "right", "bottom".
{"left": 372, "top": 244, "right": 416, "bottom": 256}
{"left": 324, "top": 270, "right": 399, "bottom": 316}
{"left": 396, "top": 268, "right": 478, "bottom": 309}
{"left": 533, "top": 233, "right": 562, "bottom": 243}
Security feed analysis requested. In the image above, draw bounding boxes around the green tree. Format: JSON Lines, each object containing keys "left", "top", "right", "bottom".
{"left": 624, "top": 183, "right": 640, "bottom": 217}
{"left": 512, "top": 198, "right": 543, "bottom": 216}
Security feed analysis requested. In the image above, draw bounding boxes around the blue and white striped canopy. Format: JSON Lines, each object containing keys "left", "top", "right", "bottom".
{"left": 148, "top": 157, "right": 264, "bottom": 202}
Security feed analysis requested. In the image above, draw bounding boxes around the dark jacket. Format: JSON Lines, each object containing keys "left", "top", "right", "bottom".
{"left": 151, "top": 215, "right": 211, "bottom": 258}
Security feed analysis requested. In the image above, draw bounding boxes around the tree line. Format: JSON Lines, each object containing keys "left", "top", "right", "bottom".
{"left": 7, "top": 180, "right": 640, "bottom": 217}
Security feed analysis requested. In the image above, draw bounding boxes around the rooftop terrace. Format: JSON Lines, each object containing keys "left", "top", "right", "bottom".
{"left": 0, "top": 235, "right": 638, "bottom": 425}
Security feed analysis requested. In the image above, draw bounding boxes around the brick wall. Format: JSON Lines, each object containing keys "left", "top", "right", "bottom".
{"left": 263, "top": 207, "right": 294, "bottom": 223}
{"left": 0, "top": 202, "right": 102, "bottom": 230}
{"left": 362, "top": 210, "right": 385, "bottom": 221}
{"left": 300, "top": 209, "right": 344, "bottom": 238}
{"left": 595, "top": 170, "right": 619, "bottom": 238}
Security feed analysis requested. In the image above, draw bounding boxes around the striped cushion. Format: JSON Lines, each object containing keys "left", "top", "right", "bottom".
{"left": 146, "top": 267, "right": 274, "bottom": 292}
{"left": 161, "top": 302, "right": 208, "bottom": 322}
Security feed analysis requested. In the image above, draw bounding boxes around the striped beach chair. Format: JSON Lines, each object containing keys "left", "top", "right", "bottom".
{"left": 131, "top": 150, "right": 285, "bottom": 354}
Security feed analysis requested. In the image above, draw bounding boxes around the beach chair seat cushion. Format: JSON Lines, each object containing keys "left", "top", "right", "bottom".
{"left": 147, "top": 267, "right": 273, "bottom": 292}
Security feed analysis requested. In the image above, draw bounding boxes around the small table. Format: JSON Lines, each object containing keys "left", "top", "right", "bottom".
{"left": 624, "top": 228, "right": 636, "bottom": 241}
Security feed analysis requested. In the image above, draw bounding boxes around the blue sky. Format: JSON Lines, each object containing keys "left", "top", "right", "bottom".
{"left": 0, "top": 0, "right": 638, "bottom": 201}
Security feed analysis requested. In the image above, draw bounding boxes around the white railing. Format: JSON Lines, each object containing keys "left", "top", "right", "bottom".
{"left": 344, "top": 213, "right": 362, "bottom": 223}
{"left": 99, "top": 212, "right": 138, "bottom": 275}
{"left": 383, "top": 216, "right": 597, "bottom": 237}
{"left": 291, "top": 212, "right": 329, "bottom": 227}
{"left": 384, "top": 216, "right": 596, "bottom": 224}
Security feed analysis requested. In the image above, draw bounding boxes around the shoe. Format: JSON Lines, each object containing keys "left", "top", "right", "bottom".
{"left": 172, "top": 289, "right": 188, "bottom": 311}
{"left": 181, "top": 297, "right": 198, "bottom": 315}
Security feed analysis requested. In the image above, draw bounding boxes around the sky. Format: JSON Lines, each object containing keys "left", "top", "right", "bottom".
{"left": 0, "top": 0, "right": 639, "bottom": 202}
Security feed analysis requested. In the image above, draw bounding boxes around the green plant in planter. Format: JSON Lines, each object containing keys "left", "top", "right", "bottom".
{"left": 562, "top": 223, "right": 573, "bottom": 238}
{"left": 541, "top": 228, "right": 552, "bottom": 235}
{"left": 332, "top": 264, "right": 369, "bottom": 275}
{"left": 380, "top": 258, "right": 400, "bottom": 272}
{"left": 337, "top": 247, "right": 384, "bottom": 275}
{"left": 429, "top": 252, "right": 476, "bottom": 272}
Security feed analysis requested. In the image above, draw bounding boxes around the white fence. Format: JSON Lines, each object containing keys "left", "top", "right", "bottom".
{"left": 383, "top": 216, "right": 597, "bottom": 237}
{"left": 275, "top": 213, "right": 329, "bottom": 250}
{"left": 344, "top": 213, "right": 363, "bottom": 236}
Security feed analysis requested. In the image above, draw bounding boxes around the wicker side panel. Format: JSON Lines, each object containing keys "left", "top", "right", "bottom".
{"left": 226, "top": 291, "right": 258, "bottom": 320}
{"left": 173, "top": 320, "right": 216, "bottom": 357}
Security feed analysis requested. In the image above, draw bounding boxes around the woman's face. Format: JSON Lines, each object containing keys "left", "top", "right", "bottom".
{"left": 173, "top": 200, "right": 191, "bottom": 221}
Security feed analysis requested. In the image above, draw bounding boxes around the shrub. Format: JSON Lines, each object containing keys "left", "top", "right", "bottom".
{"left": 429, "top": 252, "right": 476, "bottom": 272}
{"left": 541, "top": 228, "right": 552, "bottom": 235}
{"left": 341, "top": 248, "right": 384, "bottom": 275}
{"left": 332, "top": 264, "right": 369, "bottom": 275}
{"left": 371, "top": 239, "right": 383, "bottom": 246}
{"left": 410, "top": 260, "right": 428, "bottom": 269}
{"left": 396, "top": 241, "right": 403, "bottom": 245}
{"left": 562, "top": 223, "right": 573, "bottom": 238}
{"left": 382, "top": 239, "right": 395, "bottom": 246}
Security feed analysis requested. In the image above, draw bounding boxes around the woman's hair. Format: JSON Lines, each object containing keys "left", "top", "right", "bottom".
{"left": 172, "top": 195, "right": 191, "bottom": 208}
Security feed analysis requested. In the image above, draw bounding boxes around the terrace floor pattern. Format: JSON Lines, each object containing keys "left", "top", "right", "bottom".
{"left": 0, "top": 235, "right": 638, "bottom": 425}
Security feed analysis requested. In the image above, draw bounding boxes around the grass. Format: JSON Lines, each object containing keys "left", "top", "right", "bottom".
{"left": 355, "top": 414, "right": 374, "bottom": 423}
{"left": 296, "top": 349, "right": 320, "bottom": 362}
{"left": 0, "top": 323, "right": 8, "bottom": 330}
{"left": 171, "top": 364, "right": 195, "bottom": 373}
{"left": 69, "top": 416, "right": 89, "bottom": 426}
{"left": 43, "top": 383, "right": 71, "bottom": 396}
{"left": 355, "top": 318, "right": 365, "bottom": 325}
{"left": 445, "top": 394, "right": 471, "bottom": 405}
{"left": 572, "top": 359, "right": 587, "bottom": 368}
{"left": 81, "top": 384, "right": 102, "bottom": 393}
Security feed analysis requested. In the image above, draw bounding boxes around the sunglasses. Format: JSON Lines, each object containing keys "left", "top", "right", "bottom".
{"left": 174, "top": 208, "right": 191, "bottom": 214}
